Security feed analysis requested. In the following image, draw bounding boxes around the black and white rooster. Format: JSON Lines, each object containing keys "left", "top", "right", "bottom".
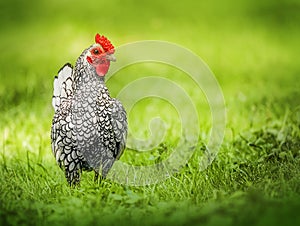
{"left": 51, "top": 34, "right": 127, "bottom": 186}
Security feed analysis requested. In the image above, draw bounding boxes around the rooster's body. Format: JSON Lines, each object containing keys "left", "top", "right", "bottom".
{"left": 51, "top": 34, "right": 127, "bottom": 185}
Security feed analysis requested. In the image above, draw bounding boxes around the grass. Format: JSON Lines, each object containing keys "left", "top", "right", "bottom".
{"left": 0, "top": 0, "right": 300, "bottom": 225}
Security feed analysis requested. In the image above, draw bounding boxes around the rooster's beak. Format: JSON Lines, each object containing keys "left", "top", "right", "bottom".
{"left": 106, "top": 54, "right": 116, "bottom": 62}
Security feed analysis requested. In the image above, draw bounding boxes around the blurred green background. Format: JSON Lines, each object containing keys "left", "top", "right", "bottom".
{"left": 0, "top": 0, "right": 299, "bottom": 120}
{"left": 0, "top": 0, "right": 299, "bottom": 225}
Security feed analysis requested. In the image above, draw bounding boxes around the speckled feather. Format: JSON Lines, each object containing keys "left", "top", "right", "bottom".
{"left": 51, "top": 44, "right": 127, "bottom": 186}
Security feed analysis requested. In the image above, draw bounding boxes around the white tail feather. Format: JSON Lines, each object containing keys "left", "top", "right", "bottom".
{"left": 52, "top": 63, "right": 73, "bottom": 111}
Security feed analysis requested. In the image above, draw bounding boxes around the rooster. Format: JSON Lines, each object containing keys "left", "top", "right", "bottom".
{"left": 51, "top": 34, "right": 127, "bottom": 186}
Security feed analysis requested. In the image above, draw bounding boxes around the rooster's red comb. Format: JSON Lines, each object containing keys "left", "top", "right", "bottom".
{"left": 95, "top": 33, "right": 115, "bottom": 53}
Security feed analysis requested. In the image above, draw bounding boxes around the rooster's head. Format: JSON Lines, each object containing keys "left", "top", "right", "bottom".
{"left": 86, "top": 33, "right": 116, "bottom": 77}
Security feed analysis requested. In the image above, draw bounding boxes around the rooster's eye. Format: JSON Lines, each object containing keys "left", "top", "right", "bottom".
{"left": 93, "top": 49, "right": 100, "bottom": 55}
